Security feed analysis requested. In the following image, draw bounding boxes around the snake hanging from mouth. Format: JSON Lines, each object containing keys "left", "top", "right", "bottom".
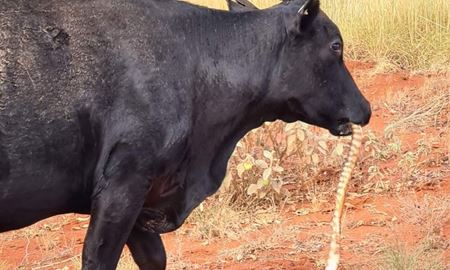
{"left": 326, "top": 124, "right": 363, "bottom": 270}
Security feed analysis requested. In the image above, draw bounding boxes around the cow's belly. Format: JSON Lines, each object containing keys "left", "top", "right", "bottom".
{"left": 136, "top": 198, "right": 204, "bottom": 234}
{"left": 0, "top": 173, "right": 83, "bottom": 232}
{"left": 0, "top": 125, "right": 91, "bottom": 232}
{"left": 136, "top": 167, "right": 222, "bottom": 234}
{"left": 137, "top": 178, "right": 191, "bottom": 234}
{"left": 135, "top": 208, "right": 180, "bottom": 234}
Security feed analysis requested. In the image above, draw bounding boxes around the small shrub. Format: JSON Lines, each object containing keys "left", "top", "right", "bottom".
{"left": 379, "top": 244, "right": 447, "bottom": 270}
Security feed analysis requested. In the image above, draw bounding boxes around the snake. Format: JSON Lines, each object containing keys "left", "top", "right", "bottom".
{"left": 326, "top": 124, "right": 363, "bottom": 270}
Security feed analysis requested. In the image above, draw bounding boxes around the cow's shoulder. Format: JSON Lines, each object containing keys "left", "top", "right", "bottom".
{"left": 94, "top": 92, "right": 192, "bottom": 174}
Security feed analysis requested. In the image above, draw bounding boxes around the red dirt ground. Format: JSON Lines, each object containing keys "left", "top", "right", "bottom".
{"left": 0, "top": 62, "right": 449, "bottom": 269}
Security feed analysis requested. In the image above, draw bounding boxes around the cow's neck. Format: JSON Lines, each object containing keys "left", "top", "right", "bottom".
{"left": 189, "top": 8, "right": 286, "bottom": 190}
{"left": 193, "top": 9, "right": 285, "bottom": 102}
{"left": 192, "top": 8, "right": 286, "bottom": 126}
{"left": 152, "top": 7, "right": 290, "bottom": 226}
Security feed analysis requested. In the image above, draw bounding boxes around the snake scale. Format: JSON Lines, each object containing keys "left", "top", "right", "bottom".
{"left": 326, "top": 124, "right": 363, "bottom": 270}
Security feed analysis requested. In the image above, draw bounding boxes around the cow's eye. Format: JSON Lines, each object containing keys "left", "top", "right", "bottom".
{"left": 330, "top": 42, "right": 342, "bottom": 53}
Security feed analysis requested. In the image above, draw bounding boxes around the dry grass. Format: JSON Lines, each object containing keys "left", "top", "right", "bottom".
{"left": 69, "top": 251, "right": 136, "bottom": 270}
{"left": 0, "top": 216, "right": 85, "bottom": 270}
{"left": 186, "top": 0, "right": 450, "bottom": 71}
{"left": 378, "top": 195, "right": 450, "bottom": 270}
{"left": 0, "top": 261, "right": 9, "bottom": 270}
{"left": 182, "top": 196, "right": 248, "bottom": 240}
{"left": 322, "top": 0, "right": 450, "bottom": 71}
{"left": 221, "top": 121, "right": 350, "bottom": 208}
{"left": 379, "top": 244, "right": 447, "bottom": 270}
{"left": 218, "top": 225, "right": 287, "bottom": 262}
{"left": 398, "top": 195, "right": 450, "bottom": 243}
{"left": 385, "top": 78, "right": 450, "bottom": 136}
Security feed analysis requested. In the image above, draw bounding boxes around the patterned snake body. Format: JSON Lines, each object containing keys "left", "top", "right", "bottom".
{"left": 326, "top": 124, "right": 363, "bottom": 270}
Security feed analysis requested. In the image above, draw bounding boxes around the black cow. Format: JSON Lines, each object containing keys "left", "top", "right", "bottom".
{"left": 0, "top": 0, "right": 371, "bottom": 269}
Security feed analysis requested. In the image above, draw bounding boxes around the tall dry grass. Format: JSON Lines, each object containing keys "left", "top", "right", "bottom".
{"left": 322, "top": 0, "right": 450, "bottom": 71}
{"left": 186, "top": 0, "right": 450, "bottom": 71}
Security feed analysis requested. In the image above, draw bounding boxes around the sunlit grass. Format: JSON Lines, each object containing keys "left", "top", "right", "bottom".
{"left": 379, "top": 244, "right": 447, "bottom": 270}
{"left": 186, "top": 0, "right": 450, "bottom": 71}
{"left": 322, "top": 0, "right": 450, "bottom": 71}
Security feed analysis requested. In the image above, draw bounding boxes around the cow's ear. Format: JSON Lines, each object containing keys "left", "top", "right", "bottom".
{"left": 286, "top": 0, "right": 320, "bottom": 37}
{"left": 227, "top": 0, "right": 258, "bottom": 12}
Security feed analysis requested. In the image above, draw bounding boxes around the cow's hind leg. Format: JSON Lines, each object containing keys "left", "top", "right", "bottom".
{"left": 127, "top": 228, "right": 166, "bottom": 270}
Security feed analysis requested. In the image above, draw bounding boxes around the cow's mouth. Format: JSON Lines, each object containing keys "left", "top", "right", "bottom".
{"left": 330, "top": 122, "right": 352, "bottom": 136}
{"left": 286, "top": 99, "right": 354, "bottom": 136}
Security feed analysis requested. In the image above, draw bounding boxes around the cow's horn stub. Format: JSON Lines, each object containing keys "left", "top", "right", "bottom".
{"left": 297, "top": 0, "right": 312, "bottom": 15}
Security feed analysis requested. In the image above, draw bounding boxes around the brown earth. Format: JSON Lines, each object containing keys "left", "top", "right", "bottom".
{"left": 0, "top": 62, "right": 449, "bottom": 269}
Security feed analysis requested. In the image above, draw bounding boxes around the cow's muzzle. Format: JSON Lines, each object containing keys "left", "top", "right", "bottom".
{"left": 330, "top": 121, "right": 352, "bottom": 136}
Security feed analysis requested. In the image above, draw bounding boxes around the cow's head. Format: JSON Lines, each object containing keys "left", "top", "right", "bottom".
{"left": 267, "top": 0, "right": 371, "bottom": 136}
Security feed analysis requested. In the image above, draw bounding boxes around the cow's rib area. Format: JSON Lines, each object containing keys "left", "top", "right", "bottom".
{"left": 326, "top": 124, "right": 363, "bottom": 270}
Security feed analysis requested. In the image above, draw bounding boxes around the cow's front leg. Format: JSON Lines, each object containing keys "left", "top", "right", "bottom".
{"left": 127, "top": 227, "right": 166, "bottom": 270}
{"left": 82, "top": 172, "right": 149, "bottom": 269}
{"left": 82, "top": 147, "right": 151, "bottom": 269}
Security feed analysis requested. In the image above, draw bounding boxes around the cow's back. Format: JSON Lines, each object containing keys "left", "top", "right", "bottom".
{"left": 0, "top": 0, "right": 196, "bottom": 126}
{"left": 0, "top": 0, "right": 107, "bottom": 188}
{"left": 0, "top": 0, "right": 95, "bottom": 226}
{"left": 0, "top": 0, "right": 143, "bottom": 226}
{"left": 0, "top": 0, "right": 197, "bottom": 229}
